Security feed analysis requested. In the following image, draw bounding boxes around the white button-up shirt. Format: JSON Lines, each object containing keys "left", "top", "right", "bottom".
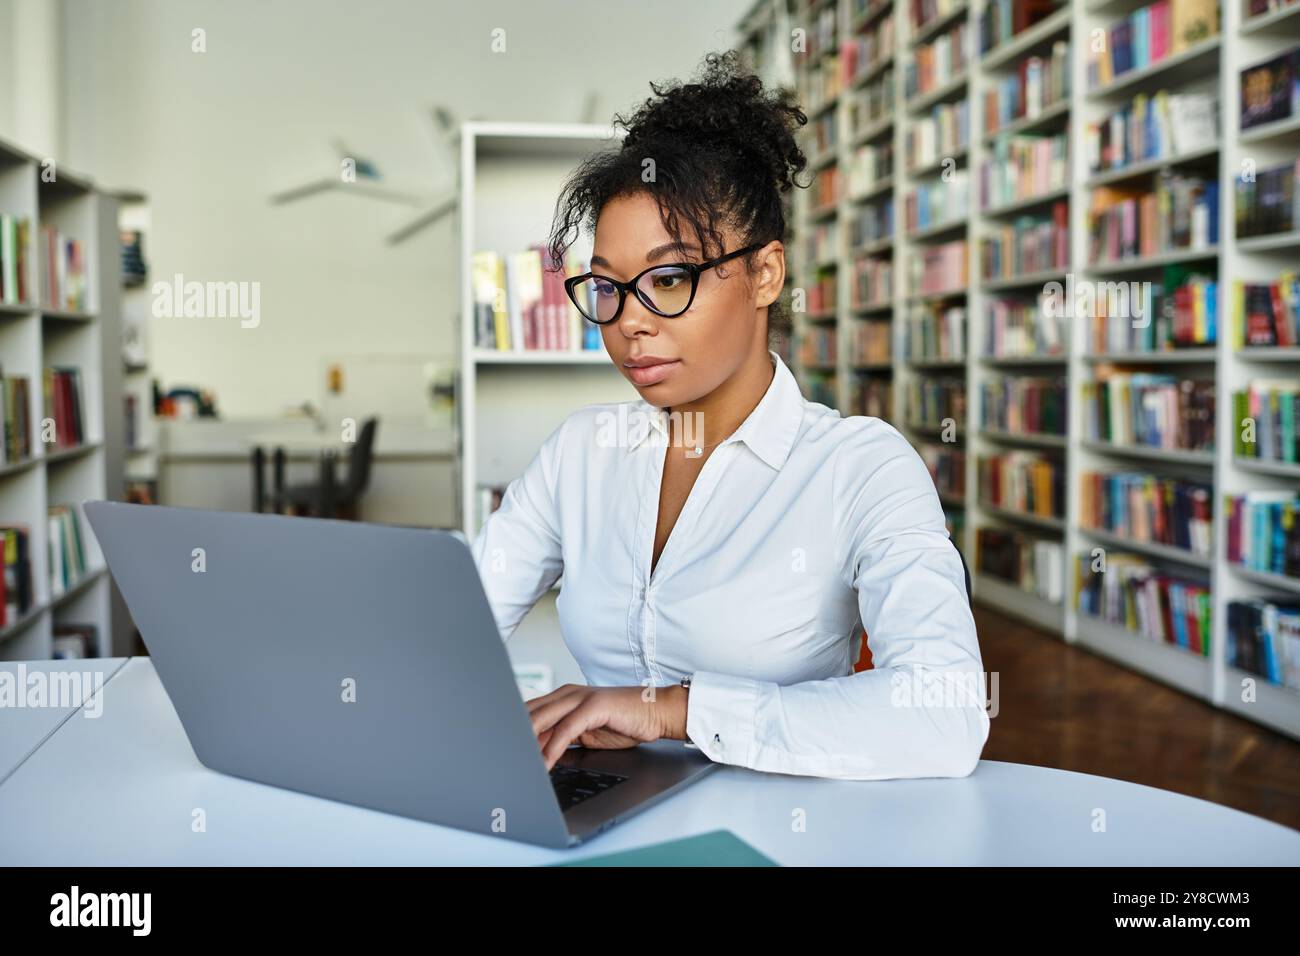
{"left": 471, "top": 349, "right": 989, "bottom": 780}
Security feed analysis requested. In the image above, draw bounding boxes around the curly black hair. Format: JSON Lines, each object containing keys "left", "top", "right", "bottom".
{"left": 547, "top": 49, "right": 808, "bottom": 347}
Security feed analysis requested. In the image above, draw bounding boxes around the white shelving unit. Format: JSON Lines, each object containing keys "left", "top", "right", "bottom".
{"left": 116, "top": 190, "right": 157, "bottom": 501}
{"left": 456, "top": 122, "right": 638, "bottom": 540}
{"left": 0, "top": 135, "right": 121, "bottom": 661}
{"left": 744, "top": 0, "right": 1300, "bottom": 739}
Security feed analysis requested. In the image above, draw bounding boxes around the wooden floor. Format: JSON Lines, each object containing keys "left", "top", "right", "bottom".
{"left": 974, "top": 602, "right": 1300, "bottom": 833}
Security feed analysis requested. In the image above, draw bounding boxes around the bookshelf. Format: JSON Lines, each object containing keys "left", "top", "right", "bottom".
{"left": 744, "top": 0, "right": 1300, "bottom": 739}
{"left": 457, "top": 122, "right": 637, "bottom": 541}
{"left": 0, "top": 135, "right": 119, "bottom": 662}
{"left": 117, "top": 191, "right": 157, "bottom": 505}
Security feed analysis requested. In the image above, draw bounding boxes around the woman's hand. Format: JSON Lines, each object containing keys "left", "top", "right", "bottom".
{"left": 526, "top": 684, "right": 689, "bottom": 770}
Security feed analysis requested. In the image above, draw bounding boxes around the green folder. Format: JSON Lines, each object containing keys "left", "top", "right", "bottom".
{"left": 552, "top": 829, "right": 777, "bottom": 867}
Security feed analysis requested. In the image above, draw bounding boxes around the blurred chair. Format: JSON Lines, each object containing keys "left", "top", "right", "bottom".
{"left": 252, "top": 417, "right": 379, "bottom": 520}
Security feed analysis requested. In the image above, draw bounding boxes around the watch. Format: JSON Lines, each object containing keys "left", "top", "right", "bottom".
{"left": 680, "top": 675, "right": 693, "bottom": 743}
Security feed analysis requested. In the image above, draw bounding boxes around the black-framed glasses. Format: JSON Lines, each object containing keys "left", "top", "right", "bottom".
{"left": 565, "top": 244, "right": 762, "bottom": 325}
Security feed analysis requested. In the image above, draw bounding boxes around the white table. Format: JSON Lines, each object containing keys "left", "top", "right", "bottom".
{"left": 2, "top": 658, "right": 1298, "bottom": 865}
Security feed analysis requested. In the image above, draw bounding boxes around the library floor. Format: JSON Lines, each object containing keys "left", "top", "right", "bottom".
{"left": 974, "top": 604, "right": 1300, "bottom": 834}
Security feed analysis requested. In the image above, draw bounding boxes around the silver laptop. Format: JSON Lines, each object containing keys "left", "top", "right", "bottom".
{"left": 84, "top": 500, "right": 716, "bottom": 849}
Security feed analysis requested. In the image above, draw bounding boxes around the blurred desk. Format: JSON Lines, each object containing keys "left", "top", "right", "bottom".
{"left": 155, "top": 419, "right": 457, "bottom": 526}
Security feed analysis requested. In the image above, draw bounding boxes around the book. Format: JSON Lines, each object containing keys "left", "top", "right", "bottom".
{"left": 1227, "top": 598, "right": 1300, "bottom": 690}
{"left": 983, "top": 40, "right": 1070, "bottom": 133}
{"left": 917, "top": 440, "right": 966, "bottom": 497}
{"left": 906, "top": 99, "right": 969, "bottom": 172}
{"left": 1081, "top": 370, "right": 1215, "bottom": 452}
{"left": 1085, "top": 267, "right": 1217, "bottom": 353}
{"left": 43, "top": 367, "right": 86, "bottom": 450}
{"left": 906, "top": 166, "right": 971, "bottom": 234}
{"left": 906, "top": 18, "right": 970, "bottom": 100}
{"left": 980, "top": 374, "right": 1067, "bottom": 435}
{"left": 1075, "top": 550, "right": 1212, "bottom": 653}
{"left": 1233, "top": 273, "right": 1300, "bottom": 348}
{"left": 48, "top": 504, "right": 89, "bottom": 596}
{"left": 905, "top": 375, "right": 967, "bottom": 428}
{"left": 1241, "top": 47, "right": 1300, "bottom": 130}
{"left": 1224, "top": 491, "right": 1300, "bottom": 578}
{"left": 551, "top": 829, "right": 778, "bottom": 867}
{"left": 0, "top": 526, "right": 33, "bottom": 626}
{"left": 981, "top": 131, "right": 1068, "bottom": 210}
{"left": 1079, "top": 471, "right": 1213, "bottom": 556}
{"left": 913, "top": 238, "right": 968, "bottom": 294}
{"left": 983, "top": 295, "right": 1067, "bottom": 357}
{"left": 978, "top": 450, "right": 1066, "bottom": 518}
{"left": 471, "top": 246, "right": 604, "bottom": 352}
{"left": 976, "top": 527, "right": 1064, "bottom": 602}
{"left": 906, "top": 301, "right": 966, "bottom": 360}
{"left": 980, "top": 200, "right": 1069, "bottom": 280}
{"left": 1088, "top": 0, "right": 1220, "bottom": 91}
{"left": 1233, "top": 380, "right": 1300, "bottom": 462}
{"left": 1235, "top": 160, "right": 1300, "bottom": 239}
{"left": 0, "top": 214, "right": 33, "bottom": 305}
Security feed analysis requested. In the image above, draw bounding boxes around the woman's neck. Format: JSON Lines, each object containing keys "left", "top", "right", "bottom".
{"left": 663, "top": 348, "right": 775, "bottom": 451}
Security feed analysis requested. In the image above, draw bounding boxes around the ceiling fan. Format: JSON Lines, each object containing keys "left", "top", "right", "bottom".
{"left": 268, "top": 93, "right": 603, "bottom": 245}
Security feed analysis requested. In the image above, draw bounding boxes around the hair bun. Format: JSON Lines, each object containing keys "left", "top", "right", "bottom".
{"left": 618, "top": 50, "right": 808, "bottom": 195}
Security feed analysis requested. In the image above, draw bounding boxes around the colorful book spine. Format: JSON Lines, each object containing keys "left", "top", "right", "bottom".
{"left": 852, "top": 257, "right": 893, "bottom": 309}
{"left": 980, "top": 201, "right": 1069, "bottom": 279}
{"left": 1234, "top": 273, "right": 1300, "bottom": 347}
{"left": 906, "top": 302, "right": 966, "bottom": 360}
{"left": 912, "top": 238, "right": 968, "bottom": 295}
{"left": 981, "top": 131, "right": 1069, "bottom": 209}
{"left": 1079, "top": 472, "right": 1213, "bottom": 556}
{"left": 978, "top": 451, "right": 1065, "bottom": 518}
{"left": 906, "top": 20, "right": 970, "bottom": 100}
{"left": 976, "top": 527, "right": 1065, "bottom": 602}
{"left": 917, "top": 441, "right": 966, "bottom": 497}
{"left": 1088, "top": 0, "right": 1220, "bottom": 91}
{"left": 1226, "top": 597, "right": 1300, "bottom": 690}
{"left": 1081, "top": 371, "right": 1215, "bottom": 451}
{"left": 1085, "top": 271, "right": 1217, "bottom": 353}
{"left": 906, "top": 167, "right": 971, "bottom": 233}
{"left": 980, "top": 375, "right": 1068, "bottom": 435}
{"left": 1223, "top": 492, "right": 1300, "bottom": 579}
{"left": 906, "top": 100, "right": 970, "bottom": 171}
{"left": 1074, "top": 550, "right": 1212, "bottom": 653}
{"left": 1232, "top": 382, "right": 1300, "bottom": 463}
{"left": 906, "top": 375, "right": 967, "bottom": 427}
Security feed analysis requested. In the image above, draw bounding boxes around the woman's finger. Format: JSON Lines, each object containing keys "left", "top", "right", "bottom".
{"left": 540, "top": 705, "right": 603, "bottom": 770}
{"left": 528, "top": 691, "right": 586, "bottom": 737}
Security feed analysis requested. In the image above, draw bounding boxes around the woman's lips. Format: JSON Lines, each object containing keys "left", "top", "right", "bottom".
{"left": 626, "top": 360, "right": 681, "bottom": 386}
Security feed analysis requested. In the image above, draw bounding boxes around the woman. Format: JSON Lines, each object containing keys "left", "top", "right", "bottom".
{"left": 472, "top": 51, "right": 989, "bottom": 781}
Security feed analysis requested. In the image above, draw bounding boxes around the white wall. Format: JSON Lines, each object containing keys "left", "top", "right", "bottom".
{"left": 4, "top": 0, "right": 751, "bottom": 419}
{"left": 0, "top": 1, "right": 13, "bottom": 137}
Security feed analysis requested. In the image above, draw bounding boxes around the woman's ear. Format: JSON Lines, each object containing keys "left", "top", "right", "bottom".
{"left": 755, "top": 241, "right": 785, "bottom": 308}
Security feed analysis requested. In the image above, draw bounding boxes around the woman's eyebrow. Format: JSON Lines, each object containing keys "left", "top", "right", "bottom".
{"left": 590, "top": 241, "right": 699, "bottom": 269}
{"left": 644, "top": 240, "right": 698, "bottom": 261}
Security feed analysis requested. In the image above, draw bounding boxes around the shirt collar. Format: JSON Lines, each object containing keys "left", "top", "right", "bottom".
{"left": 627, "top": 349, "right": 805, "bottom": 471}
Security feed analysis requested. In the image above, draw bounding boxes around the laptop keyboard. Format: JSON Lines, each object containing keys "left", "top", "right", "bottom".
{"left": 549, "top": 765, "right": 628, "bottom": 810}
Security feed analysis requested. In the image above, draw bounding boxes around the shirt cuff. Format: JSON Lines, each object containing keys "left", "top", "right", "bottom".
{"left": 685, "top": 670, "right": 760, "bottom": 767}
